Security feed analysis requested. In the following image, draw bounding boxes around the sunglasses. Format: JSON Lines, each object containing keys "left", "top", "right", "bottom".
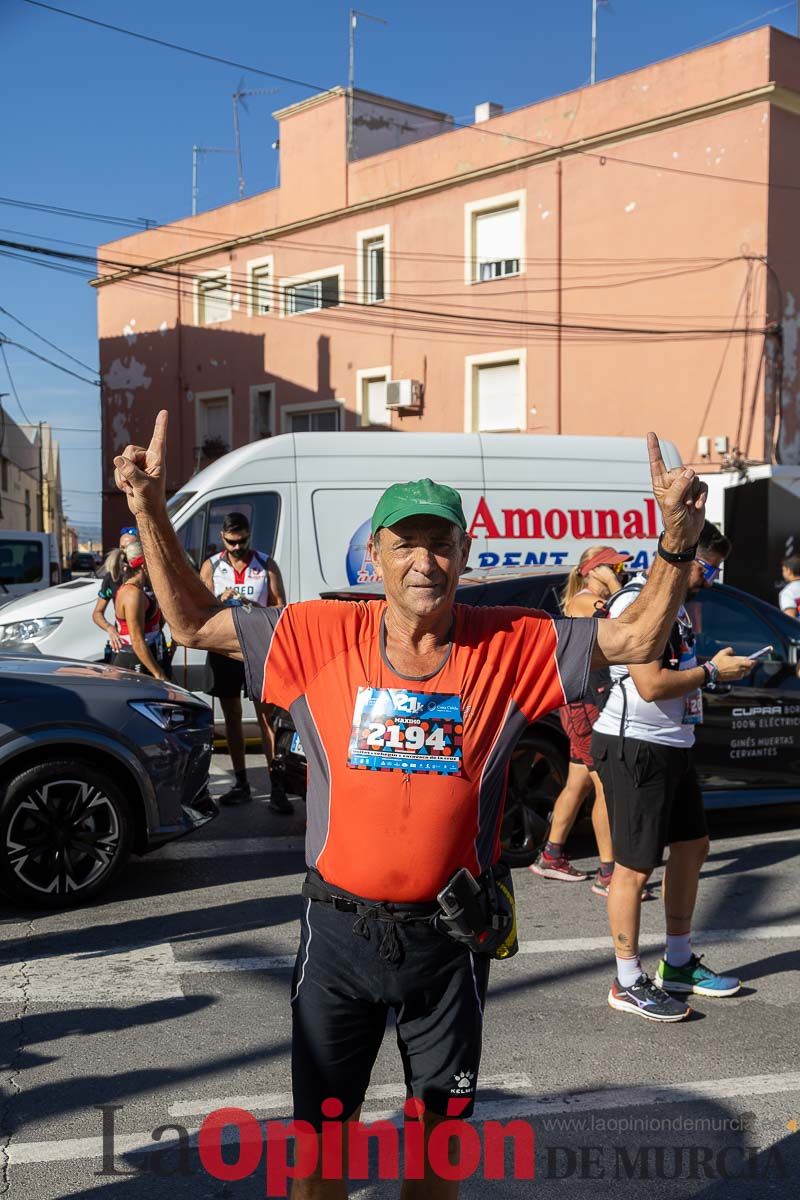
{"left": 611, "top": 562, "right": 628, "bottom": 575}
{"left": 695, "top": 557, "right": 720, "bottom": 583}
{"left": 223, "top": 535, "right": 250, "bottom": 549}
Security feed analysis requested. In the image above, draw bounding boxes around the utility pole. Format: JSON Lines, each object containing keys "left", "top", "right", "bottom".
{"left": 38, "top": 420, "right": 44, "bottom": 532}
{"left": 590, "top": 0, "right": 609, "bottom": 86}
{"left": 192, "top": 145, "right": 235, "bottom": 216}
{"left": 347, "top": 9, "right": 388, "bottom": 157}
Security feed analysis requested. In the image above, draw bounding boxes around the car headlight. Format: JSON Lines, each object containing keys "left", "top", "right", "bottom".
{"left": 129, "top": 700, "right": 197, "bottom": 730}
{"left": 0, "top": 617, "right": 63, "bottom": 644}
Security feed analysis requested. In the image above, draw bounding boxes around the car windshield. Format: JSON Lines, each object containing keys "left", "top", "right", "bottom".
{"left": 166, "top": 491, "right": 196, "bottom": 523}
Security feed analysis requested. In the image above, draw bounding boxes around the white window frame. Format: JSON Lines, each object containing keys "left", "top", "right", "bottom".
{"left": 193, "top": 268, "right": 232, "bottom": 325}
{"left": 249, "top": 383, "right": 275, "bottom": 440}
{"left": 246, "top": 254, "right": 274, "bottom": 317}
{"left": 463, "top": 190, "right": 526, "bottom": 285}
{"left": 464, "top": 349, "right": 527, "bottom": 433}
{"left": 195, "top": 389, "right": 233, "bottom": 451}
{"left": 280, "top": 397, "right": 346, "bottom": 434}
{"left": 355, "top": 365, "right": 392, "bottom": 427}
{"left": 279, "top": 265, "right": 345, "bottom": 317}
{"left": 356, "top": 225, "right": 390, "bottom": 304}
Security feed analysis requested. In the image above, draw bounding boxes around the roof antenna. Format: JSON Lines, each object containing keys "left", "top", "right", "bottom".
{"left": 232, "top": 80, "right": 280, "bottom": 199}
{"left": 347, "top": 9, "right": 388, "bottom": 157}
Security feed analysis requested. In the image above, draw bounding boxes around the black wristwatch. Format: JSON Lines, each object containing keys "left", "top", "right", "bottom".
{"left": 657, "top": 532, "right": 698, "bottom": 564}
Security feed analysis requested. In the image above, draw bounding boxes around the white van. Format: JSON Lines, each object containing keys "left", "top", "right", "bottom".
{"left": 0, "top": 432, "right": 678, "bottom": 683}
{"left": 0, "top": 531, "right": 61, "bottom": 607}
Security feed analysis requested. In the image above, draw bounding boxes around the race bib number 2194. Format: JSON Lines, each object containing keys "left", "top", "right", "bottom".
{"left": 347, "top": 687, "right": 463, "bottom": 776}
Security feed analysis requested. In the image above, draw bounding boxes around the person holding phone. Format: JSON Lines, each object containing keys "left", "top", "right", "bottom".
{"left": 592, "top": 522, "right": 756, "bottom": 1022}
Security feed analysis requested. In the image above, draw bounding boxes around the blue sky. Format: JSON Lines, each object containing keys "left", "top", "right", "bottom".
{"left": 2, "top": 0, "right": 798, "bottom": 536}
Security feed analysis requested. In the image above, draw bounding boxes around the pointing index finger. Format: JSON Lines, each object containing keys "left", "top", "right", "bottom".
{"left": 647, "top": 432, "right": 667, "bottom": 482}
{"left": 148, "top": 409, "right": 168, "bottom": 457}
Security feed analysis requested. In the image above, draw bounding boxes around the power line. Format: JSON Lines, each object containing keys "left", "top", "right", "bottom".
{"left": 0, "top": 237, "right": 773, "bottom": 339}
{"left": 0, "top": 304, "right": 98, "bottom": 374}
{"left": 0, "top": 340, "right": 33, "bottom": 423}
{"left": 22, "top": 1, "right": 329, "bottom": 92}
{"left": 0, "top": 333, "right": 100, "bottom": 387}
{"left": 21, "top": 0, "right": 800, "bottom": 215}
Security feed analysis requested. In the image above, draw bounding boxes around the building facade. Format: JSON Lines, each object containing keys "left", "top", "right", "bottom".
{"left": 95, "top": 27, "right": 800, "bottom": 541}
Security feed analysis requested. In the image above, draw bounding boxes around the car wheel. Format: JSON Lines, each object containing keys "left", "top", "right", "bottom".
{"left": 500, "top": 731, "right": 567, "bottom": 868}
{"left": 0, "top": 760, "right": 132, "bottom": 909}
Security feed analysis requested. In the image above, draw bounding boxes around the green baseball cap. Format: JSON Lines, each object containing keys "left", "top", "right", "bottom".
{"left": 371, "top": 478, "right": 467, "bottom": 536}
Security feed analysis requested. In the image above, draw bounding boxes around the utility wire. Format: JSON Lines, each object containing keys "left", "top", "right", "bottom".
{"left": 0, "top": 238, "right": 773, "bottom": 339}
{"left": 20, "top": 0, "right": 800, "bottom": 205}
{"left": 0, "top": 340, "right": 34, "bottom": 423}
{"left": 0, "top": 333, "right": 100, "bottom": 387}
{"left": 0, "top": 304, "right": 98, "bottom": 374}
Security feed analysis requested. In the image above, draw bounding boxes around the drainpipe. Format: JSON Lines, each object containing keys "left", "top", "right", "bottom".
{"left": 556, "top": 159, "right": 563, "bottom": 435}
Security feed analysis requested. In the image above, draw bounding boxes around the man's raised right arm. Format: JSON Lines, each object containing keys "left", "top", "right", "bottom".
{"left": 113, "top": 410, "right": 241, "bottom": 659}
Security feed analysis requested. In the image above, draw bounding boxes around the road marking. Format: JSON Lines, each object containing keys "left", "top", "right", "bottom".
{"left": 0, "top": 943, "right": 182, "bottom": 1004}
{"left": 4, "top": 921, "right": 800, "bottom": 1003}
{"left": 8, "top": 1071, "right": 800, "bottom": 1166}
{"left": 168, "top": 1072, "right": 532, "bottom": 1118}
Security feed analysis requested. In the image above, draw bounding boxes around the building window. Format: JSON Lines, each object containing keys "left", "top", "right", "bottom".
{"left": 357, "top": 226, "right": 390, "bottom": 304}
{"left": 250, "top": 384, "right": 274, "bottom": 440}
{"left": 0, "top": 458, "right": 7, "bottom": 492}
{"left": 281, "top": 400, "right": 343, "bottom": 433}
{"left": 356, "top": 366, "right": 392, "bottom": 426}
{"left": 464, "top": 191, "right": 525, "bottom": 284}
{"left": 464, "top": 350, "right": 526, "bottom": 432}
{"left": 24, "top": 489, "right": 31, "bottom": 531}
{"left": 195, "top": 271, "right": 232, "bottom": 325}
{"left": 247, "top": 256, "right": 274, "bottom": 316}
{"left": 281, "top": 267, "right": 344, "bottom": 316}
{"left": 195, "top": 390, "right": 232, "bottom": 461}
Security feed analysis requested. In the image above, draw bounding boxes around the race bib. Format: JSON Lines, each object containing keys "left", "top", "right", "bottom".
{"left": 683, "top": 688, "right": 703, "bottom": 725}
{"left": 347, "top": 687, "right": 463, "bottom": 776}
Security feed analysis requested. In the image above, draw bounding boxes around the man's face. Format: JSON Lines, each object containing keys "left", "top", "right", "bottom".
{"left": 222, "top": 528, "right": 250, "bottom": 559}
{"left": 370, "top": 516, "right": 470, "bottom": 619}
{"left": 687, "top": 548, "right": 725, "bottom": 597}
{"left": 119, "top": 533, "right": 136, "bottom": 551}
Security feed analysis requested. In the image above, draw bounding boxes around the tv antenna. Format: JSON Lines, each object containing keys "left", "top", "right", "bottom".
{"left": 192, "top": 146, "right": 236, "bottom": 216}
{"left": 347, "top": 9, "right": 388, "bottom": 156}
{"left": 590, "top": 0, "right": 611, "bottom": 86}
{"left": 233, "top": 81, "right": 279, "bottom": 199}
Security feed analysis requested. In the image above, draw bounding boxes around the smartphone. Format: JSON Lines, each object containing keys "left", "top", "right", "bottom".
{"left": 748, "top": 645, "right": 774, "bottom": 660}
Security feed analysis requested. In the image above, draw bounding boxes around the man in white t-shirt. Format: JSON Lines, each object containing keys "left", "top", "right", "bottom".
{"left": 591, "top": 522, "right": 755, "bottom": 1022}
{"left": 778, "top": 555, "right": 800, "bottom": 619}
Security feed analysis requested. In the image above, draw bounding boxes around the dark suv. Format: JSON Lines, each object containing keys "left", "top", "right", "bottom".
{"left": 270, "top": 569, "right": 800, "bottom": 865}
{"left": 0, "top": 655, "right": 216, "bottom": 907}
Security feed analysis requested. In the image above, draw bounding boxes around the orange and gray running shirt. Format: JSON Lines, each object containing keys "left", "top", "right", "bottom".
{"left": 233, "top": 600, "right": 596, "bottom": 902}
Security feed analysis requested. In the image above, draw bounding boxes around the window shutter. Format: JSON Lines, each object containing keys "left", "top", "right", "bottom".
{"left": 476, "top": 361, "right": 522, "bottom": 431}
{"left": 474, "top": 206, "right": 520, "bottom": 279}
{"left": 366, "top": 378, "right": 389, "bottom": 425}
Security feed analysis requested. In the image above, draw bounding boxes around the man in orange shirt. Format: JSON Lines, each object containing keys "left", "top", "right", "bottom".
{"left": 114, "top": 412, "right": 707, "bottom": 1200}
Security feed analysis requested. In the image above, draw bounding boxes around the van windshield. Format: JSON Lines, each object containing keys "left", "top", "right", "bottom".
{"left": 0, "top": 540, "right": 44, "bottom": 585}
{"left": 167, "top": 491, "right": 196, "bottom": 522}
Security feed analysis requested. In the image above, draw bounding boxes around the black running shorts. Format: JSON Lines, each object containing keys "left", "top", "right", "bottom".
{"left": 207, "top": 651, "right": 246, "bottom": 699}
{"left": 590, "top": 732, "right": 708, "bottom": 870}
{"left": 290, "top": 874, "right": 490, "bottom": 1130}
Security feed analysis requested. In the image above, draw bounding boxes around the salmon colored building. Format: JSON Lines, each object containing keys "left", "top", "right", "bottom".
{"left": 95, "top": 26, "right": 800, "bottom": 542}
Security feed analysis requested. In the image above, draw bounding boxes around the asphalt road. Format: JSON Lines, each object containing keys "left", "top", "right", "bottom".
{"left": 2, "top": 753, "right": 800, "bottom": 1198}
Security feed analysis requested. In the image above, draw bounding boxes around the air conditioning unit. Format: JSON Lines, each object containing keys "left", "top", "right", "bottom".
{"left": 386, "top": 379, "right": 423, "bottom": 410}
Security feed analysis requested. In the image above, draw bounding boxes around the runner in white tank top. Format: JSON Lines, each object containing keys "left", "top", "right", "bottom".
{"left": 199, "top": 513, "right": 289, "bottom": 812}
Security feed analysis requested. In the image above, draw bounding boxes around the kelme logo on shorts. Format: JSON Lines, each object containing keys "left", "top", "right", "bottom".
{"left": 451, "top": 1070, "right": 475, "bottom": 1094}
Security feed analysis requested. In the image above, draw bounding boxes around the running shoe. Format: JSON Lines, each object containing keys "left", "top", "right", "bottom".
{"left": 530, "top": 854, "right": 587, "bottom": 882}
{"left": 591, "top": 874, "right": 613, "bottom": 897}
{"left": 655, "top": 954, "right": 741, "bottom": 997}
{"left": 219, "top": 782, "right": 253, "bottom": 807}
{"left": 608, "top": 973, "right": 692, "bottom": 1021}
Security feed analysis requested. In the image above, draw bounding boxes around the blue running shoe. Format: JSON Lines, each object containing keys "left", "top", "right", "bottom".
{"left": 655, "top": 954, "right": 741, "bottom": 997}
